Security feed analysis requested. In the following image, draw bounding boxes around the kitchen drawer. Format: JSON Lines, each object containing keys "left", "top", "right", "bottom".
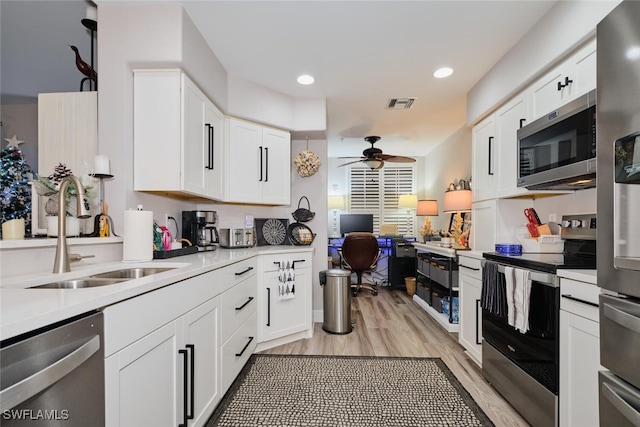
{"left": 222, "top": 257, "right": 258, "bottom": 291}
{"left": 560, "top": 278, "right": 600, "bottom": 322}
{"left": 261, "top": 252, "right": 312, "bottom": 273}
{"left": 221, "top": 312, "right": 257, "bottom": 392}
{"left": 429, "top": 257, "right": 458, "bottom": 289}
{"left": 458, "top": 256, "right": 482, "bottom": 279}
{"left": 220, "top": 274, "right": 257, "bottom": 343}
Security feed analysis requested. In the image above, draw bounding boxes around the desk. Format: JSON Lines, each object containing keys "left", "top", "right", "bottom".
{"left": 328, "top": 236, "right": 416, "bottom": 286}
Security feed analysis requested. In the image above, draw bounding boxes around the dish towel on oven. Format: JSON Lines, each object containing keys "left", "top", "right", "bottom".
{"left": 504, "top": 266, "right": 532, "bottom": 333}
{"left": 481, "top": 261, "right": 508, "bottom": 318}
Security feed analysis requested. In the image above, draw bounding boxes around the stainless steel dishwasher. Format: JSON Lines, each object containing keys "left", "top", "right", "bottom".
{"left": 1, "top": 311, "right": 104, "bottom": 426}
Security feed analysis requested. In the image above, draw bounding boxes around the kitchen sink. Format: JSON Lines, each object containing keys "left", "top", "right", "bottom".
{"left": 89, "top": 267, "right": 175, "bottom": 280}
{"left": 32, "top": 278, "right": 127, "bottom": 289}
{"left": 29, "top": 267, "right": 176, "bottom": 289}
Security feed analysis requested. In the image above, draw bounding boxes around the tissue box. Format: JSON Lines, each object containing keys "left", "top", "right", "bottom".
{"left": 517, "top": 235, "right": 565, "bottom": 253}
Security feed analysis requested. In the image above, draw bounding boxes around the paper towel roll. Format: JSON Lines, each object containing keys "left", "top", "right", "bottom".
{"left": 123, "top": 209, "right": 153, "bottom": 262}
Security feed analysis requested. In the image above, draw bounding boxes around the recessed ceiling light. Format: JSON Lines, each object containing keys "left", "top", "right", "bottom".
{"left": 297, "top": 74, "right": 315, "bottom": 85}
{"left": 433, "top": 67, "right": 454, "bottom": 79}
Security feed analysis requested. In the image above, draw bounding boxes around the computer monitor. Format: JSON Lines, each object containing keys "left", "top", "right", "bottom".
{"left": 340, "top": 214, "right": 374, "bottom": 236}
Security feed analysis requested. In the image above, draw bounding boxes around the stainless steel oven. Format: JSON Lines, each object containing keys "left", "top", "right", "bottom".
{"left": 481, "top": 261, "right": 559, "bottom": 427}
{"left": 597, "top": 3, "right": 640, "bottom": 425}
{"left": 0, "top": 311, "right": 104, "bottom": 426}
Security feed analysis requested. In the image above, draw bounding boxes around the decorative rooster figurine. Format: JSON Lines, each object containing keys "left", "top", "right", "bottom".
{"left": 69, "top": 45, "right": 97, "bottom": 89}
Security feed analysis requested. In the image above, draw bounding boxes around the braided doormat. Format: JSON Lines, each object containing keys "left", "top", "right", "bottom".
{"left": 206, "top": 354, "right": 494, "bottom": 426}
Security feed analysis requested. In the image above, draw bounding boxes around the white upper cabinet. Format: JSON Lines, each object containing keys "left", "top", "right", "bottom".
{"left": 471, "top": 114, "right": 496, "bottom": 202}
{"left": 529, "top": 38, "right": 596, "bottom": 121}
{"left": 495, "top": 93, "right": 529, "bottom": 198}
{"left": 133, "top": 69, "right": 223, "bottom": 201}
{"left": 224, "top": 117, "right": 291, "bottom": 205}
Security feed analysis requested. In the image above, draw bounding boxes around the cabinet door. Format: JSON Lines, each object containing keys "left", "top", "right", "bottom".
{"left": 261, "top": 126, "right": 291, "bottom": 205}
{"left": 560, "top": 310, "right": 600, "bottom": 427}
{"left": 495, "top": 94, "right": 529, "bottom": 198}
{"left": 204, "top": 100, "right": 224, "bottom": 200}
{"left": 470, "top": 199, "right": 496, "bottom": 251}
{"left": 570, "top": 39, "right": 596, "bottom": 100}
{"left": 226, "top": 118, "right": 262, "bottom": 203}
{"left": 471, "top": 114, "right": 496, "bottom": 202}
{"left": 459, "top": 270, "right": 482, "bottom": 366}
{"left": 260, "top": 269, "right": 310, "bottom": 342}
{"left": 529, "top": 65, "right": 567, "bottom": 121}
{"left": 105, "top": 321, "right": 181, "bottom": 427}
{"left": 183, "top": 297, "right": 220, "bottom": 426}
{"left": 183, "top": 76, "right": 208, "bottom": 196}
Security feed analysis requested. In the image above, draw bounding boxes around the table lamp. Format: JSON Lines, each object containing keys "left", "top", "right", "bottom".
{"left": 443, "top": 185, "right": 472, "bottom": 249}
{"left": 417, "top": 199, "right": 439, "bottom": 242}
{"left": 398, "top": 194, "right": 418, "bottom": 236}
{"left": 328, "top": 195, "right": 345, "bottom": 237}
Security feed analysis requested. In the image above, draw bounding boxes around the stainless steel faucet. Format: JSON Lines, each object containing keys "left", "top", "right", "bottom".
{"left": 52, "top": 176, "right": 92, "bottom": 273}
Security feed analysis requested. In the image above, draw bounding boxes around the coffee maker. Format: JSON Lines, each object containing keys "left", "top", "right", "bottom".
{"left": 182, "top": 210, "right": 219, "bottom": 251}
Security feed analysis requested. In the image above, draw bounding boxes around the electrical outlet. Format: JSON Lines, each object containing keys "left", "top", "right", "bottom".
{"left": 548, "top": 213, "right": 557, "bottom": 223}
{"left": 164, "top": 214, "right": 170, "bottom": 229}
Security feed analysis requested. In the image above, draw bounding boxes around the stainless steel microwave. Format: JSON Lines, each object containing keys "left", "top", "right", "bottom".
{"left": 517, "top": 89, "right": 596, "bottom": 190}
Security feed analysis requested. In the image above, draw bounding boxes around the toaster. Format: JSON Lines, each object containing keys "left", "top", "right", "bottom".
{"left": 219, "top": 228, "right": 256, "bottom": 248}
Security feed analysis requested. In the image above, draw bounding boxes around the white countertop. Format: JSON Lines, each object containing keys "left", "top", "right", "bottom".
{"left": 412, "top": 242, "right": 458, "bottom": 258}
{"left": 0, "top": 246, "right": 312, "bottom": 341}
{"left": 557, "top": 269, "right": 597, "bottom": 285}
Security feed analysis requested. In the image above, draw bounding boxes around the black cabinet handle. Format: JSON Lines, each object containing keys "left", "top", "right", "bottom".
{"left": 475, "top": 299, "right": 482, "bottom": 345}
{"left": 235, "top": 296, "right": 254, "bottom": 311}
{"left": 264, "top": 147, "right": 269, "bottom": 182}
{"left": 488, "top": 136, "right": 494, "bottom": 176}
{"left": 178, "top": 349, "right": 189, "bottom": 427}
{"left": 209, "top": 124, "right": 214, "bottom": 170}
{"left": 235, "top": 336, "right": 254, "bottom": 357}
{"left": 519, "top": 118, "right": 526, "bottom": 129}
{"left": 186, "top": 344, "right": 195, "bottom": 421}
{"left": 204, "top": 124, "right": 212, "bottom": 170}
{"left": 557, "top": 76, "right": 574, "bottom": 91}
{"left": 259, "top": 146, "right": 263, "bottom": 181}
{"left": 235, "top": 266, "right": 254, "bottom": 276}
{"left": 460, "top": 265, "right": 480, "bottom": 271}
{"left": 266, "top": 287, "right": 271, "bottom": 326}
{"left": 292, "top": 259, "right": 306, "bottom": 268}
{"left": 561, "top": 294, "right": 599, "bottom": 307}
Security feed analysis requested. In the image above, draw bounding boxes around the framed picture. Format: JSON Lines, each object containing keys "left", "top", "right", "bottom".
{"left": 255, "top": 218, "right": 290, "bottom": 246}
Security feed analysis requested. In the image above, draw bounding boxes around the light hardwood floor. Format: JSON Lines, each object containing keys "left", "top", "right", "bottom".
{"left": 261, "top": 285, "right": 530, "bottom": 427}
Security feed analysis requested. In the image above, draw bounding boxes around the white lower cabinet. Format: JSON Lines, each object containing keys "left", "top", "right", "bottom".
{"left": 559, "top": 277, "right": 601, "bottom": 427}
{"left": 257, "top": 252, "right": 313, "bottom": 349}
{"left": 458, "top": 255, "right": 483, "bottom": 366}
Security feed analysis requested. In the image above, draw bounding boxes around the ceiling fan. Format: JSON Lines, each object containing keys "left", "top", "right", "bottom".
{"left": 338, "top": 136, "right": 416, "bottom": 169}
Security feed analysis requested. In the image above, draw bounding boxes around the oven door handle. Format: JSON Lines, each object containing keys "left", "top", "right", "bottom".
{"left": 0, "top": 334, "right": 100, "bottom": 410}
{"left": 601, "top": 382, "right": 640, "bottom": 425}
{"left": 603, "top": 303, "right": 640, "bottom": 334}
{"left": 481, "top": 260, "right": 558, "bottom": 287}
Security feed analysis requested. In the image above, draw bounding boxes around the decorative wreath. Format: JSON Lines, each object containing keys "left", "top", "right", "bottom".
{"left": 294, "top": 138, "right": 321, "bottom": 178}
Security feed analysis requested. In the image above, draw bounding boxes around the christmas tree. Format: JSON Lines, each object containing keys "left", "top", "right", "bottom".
{"left": 1, "top": 135, "right": 33, "bottom": 233}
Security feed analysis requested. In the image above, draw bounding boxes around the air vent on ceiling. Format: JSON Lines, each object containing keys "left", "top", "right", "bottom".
{"left": 386, "top": 97, "right": 416, "bottom": 110}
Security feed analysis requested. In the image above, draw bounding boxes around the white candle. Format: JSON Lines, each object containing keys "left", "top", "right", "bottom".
{"left": 94, "top": 155, "right": 110, "bottom": 175}
{"left": 86, "top": 5, "right": 97, "bottom": 21}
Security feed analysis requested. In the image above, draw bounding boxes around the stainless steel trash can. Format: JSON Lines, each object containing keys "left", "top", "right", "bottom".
{"left": 319, "top": 269, "right": 353, "bottom": 334}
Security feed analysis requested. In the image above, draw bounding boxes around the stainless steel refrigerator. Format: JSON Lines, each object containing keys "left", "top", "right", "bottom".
{"left": 596, "top": 1, "right": 640, "bottom": 425}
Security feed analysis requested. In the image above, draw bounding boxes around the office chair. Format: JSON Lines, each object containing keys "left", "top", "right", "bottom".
{"left": 339, "top": 232, "right": 381, "bottom": 296}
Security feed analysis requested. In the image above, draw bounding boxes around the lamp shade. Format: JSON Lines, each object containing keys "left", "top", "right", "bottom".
{"left": 398, "top": 194, "right": 418, "bottom": 209}
{"left": 417, "top": 199, "right": 439, "bottom": 216}
{"left": 328, "top": 195, "right": 345, "bottom": 210}
{"left": 443, "top": 189, "right": 472, "bottom": 212}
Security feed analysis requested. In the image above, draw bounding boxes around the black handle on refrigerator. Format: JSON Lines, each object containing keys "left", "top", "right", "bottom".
{"left": 488, "top": 136, "right": 494, "bottom": 176}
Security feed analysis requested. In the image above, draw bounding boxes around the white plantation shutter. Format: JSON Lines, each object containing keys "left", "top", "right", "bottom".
{"left": 348, "top": 164, "right": 416, "bottom": 235}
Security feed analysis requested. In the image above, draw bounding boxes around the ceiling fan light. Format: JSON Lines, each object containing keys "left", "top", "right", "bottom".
{"left": 433, "top": 67, "right": 454, "bottom": 79}
{"left": 362, "top": 158, "right": 383, "bottom": 169}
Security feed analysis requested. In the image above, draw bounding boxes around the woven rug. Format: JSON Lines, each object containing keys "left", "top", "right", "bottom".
{"left": 206, "top": 354, "right": 494, "bottom": 426}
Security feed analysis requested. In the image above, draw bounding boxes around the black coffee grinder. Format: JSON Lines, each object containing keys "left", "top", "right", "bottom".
{"left": 182, "top": 210, "right": 219, "bottom": 251}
